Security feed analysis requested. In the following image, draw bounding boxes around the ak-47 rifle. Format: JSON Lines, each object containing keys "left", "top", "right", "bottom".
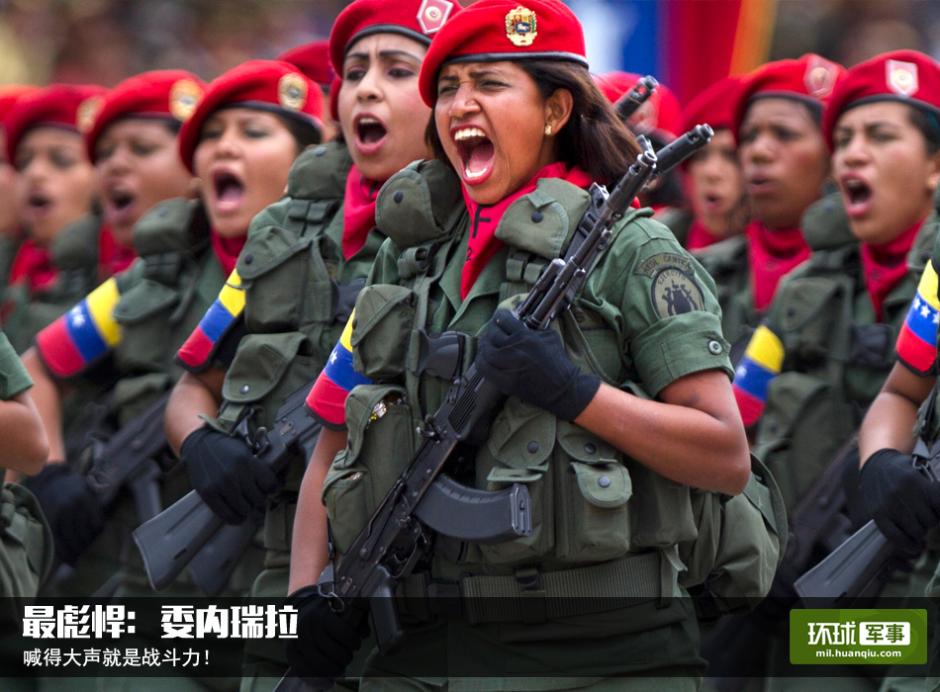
{"left": 794, "top": 438, "right": 940, "bottom": 603}
{"left": 132, "top": 383, "right": 320, "bottom": 595}
{"left": 614, "top": 75, "right": 658, "bottom": 122}
{"left": 276, "top": 127, "right": 715, "bottom": 691}
{"left": 85, "top": 390, "right": 171, "bottom": 522}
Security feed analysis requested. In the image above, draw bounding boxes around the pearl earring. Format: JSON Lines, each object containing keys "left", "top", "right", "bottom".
{"left": 544, "top": 123, "right": 552, "bottom": 135}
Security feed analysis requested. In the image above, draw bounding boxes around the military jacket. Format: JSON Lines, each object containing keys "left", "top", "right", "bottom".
{"left": 694, "top": 234, "right": 752, "bottom": 351}
{"left": 737, "top": 208, "right": 929, "bottom": 510}
{"left": 319, "top": 159, "right": 741, "bottom": 589}
{"left": 2, "top": 214, "right": 103, "bottom": 354}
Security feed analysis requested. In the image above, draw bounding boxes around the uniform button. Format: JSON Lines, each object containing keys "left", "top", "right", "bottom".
{"left": 313, "top": 145, "right": 327, "bottom": 157}
{"left": 527, "top": 441, "right": 540, "bottom": 454}
{"left": 531, "top": 211, "right": 543, "bottom": 223}
{"left": 584, "top": 443, "right": 596, "bottom": 455}
{"left": 393, "top": 191, "right": 404, "bottom": 204}
{"left": 240, "top": 384, "right": 251, "bottom": 394}
{"left": 244, "top": 254, "right": 254, "bottom": 265}
{"left": 598, "top": 475, "right": 611, "bottom": 488}
{"left": 708, "top": 340, "right": 723, "bottom": 355}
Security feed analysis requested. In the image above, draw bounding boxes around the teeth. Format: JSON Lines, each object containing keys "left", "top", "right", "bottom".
{"left": 464, "top": 164, "right": 486, "bottom": 180}
{"left": 454, "top": 127, "right": 486, "bottom": 142}
{"left": 359, "top": 117, "right": 380, "bottom": 126}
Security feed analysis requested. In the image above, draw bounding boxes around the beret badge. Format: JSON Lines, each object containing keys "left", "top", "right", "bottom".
{"left": 886, "top": 59, "right": 918, "bottom": 97}
{"left": 417, "top": 0, "right": 454, "bottom": 35}
{"left": 169, "top": 79, "right": 203, "bottom": 121}
{"left": 505, "top": 5, "right": 538, "bottom": 47}
{"left": 77, "top": 95, "right": 103, "bottom": 133}
{"left": 278, "top": 72, "right": 308, "bottom": 111}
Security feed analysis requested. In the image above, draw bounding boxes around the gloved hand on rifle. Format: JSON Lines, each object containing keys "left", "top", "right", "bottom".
{"left": 181, "top": 425, "right": 281, "bottom": 525}
{"left": 859, "top": 448, "right": 940, "bottom": 559}
{"left": 477, "top": 308, "right": 601, "bottom": 421}
{"left": 24, "top": 463, "right": 104, "bottom": 565}
{"left": 285, "top": 585, "right": 370, "bottom": 680}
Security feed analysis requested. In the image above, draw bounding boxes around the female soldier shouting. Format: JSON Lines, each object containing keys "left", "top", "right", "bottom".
{"left": 164, "top": 0, "right": 460, "bottom": 685}
{"left": 291, "top": 0, "right": 751, "bottom": 688}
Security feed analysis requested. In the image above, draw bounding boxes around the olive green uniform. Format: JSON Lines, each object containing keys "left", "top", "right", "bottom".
{"left": 189, "top": 142, "right": 386, "bottom": 689}
{"left": 320, "top": 160, "right": 782, "bottom": 690}
{"left": 750, "top": 206, "right": 930, "bottom": 510}
{"left": 0, "top": 330, "right": 53, "bottom": 597}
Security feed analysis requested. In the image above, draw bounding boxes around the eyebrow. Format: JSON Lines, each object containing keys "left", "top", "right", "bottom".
{"left": 345, "top": 49, "right": 422, "bottom": 64}
{"left": 439, "top": 68, "right": 505, "bottom": 82}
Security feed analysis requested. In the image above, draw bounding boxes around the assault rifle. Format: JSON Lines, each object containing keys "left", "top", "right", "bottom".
{"left": 277, "top": 129, "right": 715, "bottom": 690}
{"left": 794, "top": 439, "right": 940, "bottom": 603}
{"left": 85, "top": 390, "right": 170, "bottom": 523}
{"left": 133, "top": 382, "right": 321, "bottom": 595}
{"left": 614, "top": 75, "right": 658, "bottom": 122}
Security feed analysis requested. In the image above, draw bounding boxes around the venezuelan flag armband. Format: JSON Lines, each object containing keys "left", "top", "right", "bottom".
{"left": 305, "top": 310, "right": 372, "bottom": 429}
{"left": 176, "top": 268, "right": 246, "bottom": 372}
{"left": 35, "top": 277, "right": 122, "bottom": 378}
{"left": 896, "top": 260, "right": 940, "bottom": 375}
{"left": 732, "top": 324, "right": 785, "bottom": 427}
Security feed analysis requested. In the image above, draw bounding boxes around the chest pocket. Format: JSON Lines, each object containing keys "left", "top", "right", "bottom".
{"left": 113, "top": 279, "right": 181, "bottom": 373}
{"left": 238, "top": 200, "right": 338, "bottom": 333}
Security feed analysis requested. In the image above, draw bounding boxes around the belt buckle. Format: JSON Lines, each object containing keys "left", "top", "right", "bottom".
{"left": 514, "top": 567, "right": 547, "bottom": 624}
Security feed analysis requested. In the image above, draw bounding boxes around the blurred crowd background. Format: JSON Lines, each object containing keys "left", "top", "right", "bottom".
{"left": 1, "top": 0, "right": 940, "bottom": 104}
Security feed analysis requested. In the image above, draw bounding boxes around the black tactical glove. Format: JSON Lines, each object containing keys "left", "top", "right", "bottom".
{"left": 180, "top": 426, "right": 281, "bottom": 525}
{"left": 478, "top": 308, "right": 601, "bottom": 421}
{"left": 859, "top": 448, "right": 940, "bottom": 559}
{"left": 285, "top": 585, "right": 370, "bottom": 680}
{"left": 23, "top": 463, "right": 104, "bottom": 565}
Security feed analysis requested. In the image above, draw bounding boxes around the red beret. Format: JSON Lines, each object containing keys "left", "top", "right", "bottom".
{"left": 0, "top": 85, "right": 38, "bottom": 127}
{"left": 822, "top": 49, "right": 940, "bottom": 150}
{"left": 5, "top": 84, "right": 106, "bottom": 164}
{"left": 177, "top": 59, "right": 324, "bottom": 174}
{"left": 419, "top": 0, "right": 588, "bottom": 106}
{"left": 84, "top": 70, "right": 206, "bottom": 163}
{"left": 733, "top": 53, "right": 846, "bottom": 141}
{"left": 329, "top": 0, "right": 459, "bottom": 77}
{"left": 594, "top": 71, "right": 682, "bottom": 141}
{"left": 280, "top": 40, "right": 335, "bottom": 88}
{"left": 682, "top": 75, "right": 742, "bottom": 134}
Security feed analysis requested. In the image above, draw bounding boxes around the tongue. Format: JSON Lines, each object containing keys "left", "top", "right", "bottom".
{"left": 466, "top": 140, "right": 495, "bottom": 177}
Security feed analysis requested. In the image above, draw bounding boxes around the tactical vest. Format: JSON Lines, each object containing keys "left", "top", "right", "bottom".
{"left": 2, "top": 214, "right": 102, "bottom": 353}
{"left": 109, "top": 198, "right": 222, "bottom": 420}
{"left": 0, "top": 483, "right": 54, "bottom": 597}
{"left": 752, "top": 216, "right": 926, "bottom": 511}
{"left": 213, "top": 143, "right": 379, "bottom": 441}
{"left": 323, "top": 160, "right": 784, "bottom": 612}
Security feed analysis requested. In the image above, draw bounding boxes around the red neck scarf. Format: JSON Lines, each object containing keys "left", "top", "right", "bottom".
{"left": 211, "top": 232, "right": 246, "bottom": 276}
{"left": 686, "top": 219, "right": 722, "bottom": 251}
{"left": 860, "top": 218, "right": 923, "bottom": 321}
{"left": 97, "top": 224, "right": 136, "bottom": 280}
{"left": 460, "top": 162, "right": 593, "bottom": 298}
{"left": 342, "top": 164, "right": 382, "bottom": 260}
{"left": 9, "top": 239, "right": 57, "bottom": 293}
{"left": 747, "top": 220, "right": 811, "bottom": 312}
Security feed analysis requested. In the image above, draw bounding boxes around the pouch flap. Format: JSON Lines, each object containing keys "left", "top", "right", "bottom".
{"left": 376, "top": 160, "right": 463, "bottom": 249}
{"left": 495, "top": 179, "right": 590, "bottom": 260}
{"left": 571, "top": 461, "right": 632, "bottom": 508}
{"left": 344, "top": 384, "right": 407, "bottom": 460}
{"left": 776, "top": 277, "right": 841, "bottom": 333}
{"left": 556, "top": 419, "right": 620, "bottom": 464}
{"left": 486, "top": 465, "right": 546, "bottom": 485}
{"left": 112, "top": 278, "right": 180, "bottom": 323}
{"left": 287, "top": 142, "right": 352, "bottom": 200}
{"left": 133, "top": 198, "right": 208, "bottom": 255}
{"left": 486, "top": 398, "right": 555, "bottom": 467}
{"left": 236, "top": 225, "right": 313, "bottom": 280}
{"left": 222, "top": 332, "right": 306, "bottom": 404}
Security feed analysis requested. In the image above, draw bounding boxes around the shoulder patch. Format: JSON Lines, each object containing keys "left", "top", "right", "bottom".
{"left": 637, "top": 253, "right": 704, "bottom": 318}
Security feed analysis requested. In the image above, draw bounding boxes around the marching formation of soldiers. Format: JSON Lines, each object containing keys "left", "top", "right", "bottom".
{"left": 2, "top": 0, "right": 940, "bottom": 690}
